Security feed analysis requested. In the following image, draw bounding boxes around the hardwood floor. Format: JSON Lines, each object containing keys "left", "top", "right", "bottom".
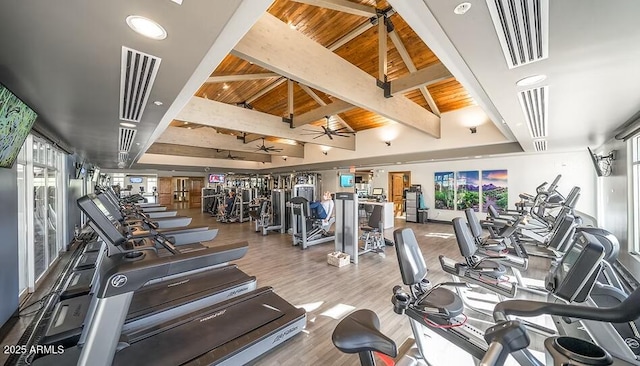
{"left": 1, "top": 205, "right": 553, "bottom": 365}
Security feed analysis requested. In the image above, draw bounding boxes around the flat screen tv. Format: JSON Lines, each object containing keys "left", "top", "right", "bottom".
{"left": 587, "top": 147, "right": 603, "bottom": 177}
{"left": 209, "top": 174, "right": 225, "bottom": 184}
{"left": 129, "top": 177, "right": 143, "bottom": 184}
{"left": 75, "top": 162, "right": 86, "bottom": 179}
{"left": 0, "top": 83, "right": 38, "bottom": 168}
{"left": 339, "top": 174, "right": 354, "bottom": 188}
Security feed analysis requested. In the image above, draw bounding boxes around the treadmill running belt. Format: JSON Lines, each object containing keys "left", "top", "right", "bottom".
{"left": 115, "top": 289, "right": 290, "bottom": 366}
{"left": 126, "top": 266, "right": 253, "bottom": 322}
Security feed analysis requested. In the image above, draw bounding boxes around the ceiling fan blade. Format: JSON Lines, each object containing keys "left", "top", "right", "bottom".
{"left": 328, "top": 134, "right": 334, "bottom": 140}
{"left": 312, "top": 135, "right": 323, "bottom": 139}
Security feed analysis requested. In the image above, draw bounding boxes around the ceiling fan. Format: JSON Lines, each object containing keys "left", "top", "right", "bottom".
{"left": 255, "top": 138, "right": 283, "bottom": 153}
{"left": 216, "top": 150, "right": 245, "bottom": 160}
{"left": 302, "top": 116, "right": 356, "bottom": 140}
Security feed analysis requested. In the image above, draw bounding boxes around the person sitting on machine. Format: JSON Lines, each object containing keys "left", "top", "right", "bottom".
{"left": 225, "top": 189, "right": 236, "bottom": 217}
{"left": 310, "top": 191, "right": 334, "bottom": 227}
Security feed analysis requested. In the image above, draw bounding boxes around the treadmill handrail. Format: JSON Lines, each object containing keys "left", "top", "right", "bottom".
{"left": 96, "top": 242, "right": 248, "bottom": 298}
{"left": 493, "top": 285, "right": 640, "bottom": 323}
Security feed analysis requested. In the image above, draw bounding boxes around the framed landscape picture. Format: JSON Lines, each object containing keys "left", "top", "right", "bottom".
{"left": 434, "top": 171, "right": 455, "bottom": 210}
{"left": 456, "top": 170, "right": 480, "bottom": 211}
{"left": 481, "top": 170, "right": 508, "bottom": 212}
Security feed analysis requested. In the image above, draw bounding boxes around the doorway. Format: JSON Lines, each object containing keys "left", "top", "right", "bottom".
{"left": 388, "top": 171, "right": 411, "bottom": 217}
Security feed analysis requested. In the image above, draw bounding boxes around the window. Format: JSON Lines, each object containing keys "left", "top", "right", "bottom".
{"left": 111, "top": 173, "right": 125, "bottom": 190}
{"left": 633, "top": 135, "right": 640, "bottom": 253}
{"left": 16, "top": 135, "right": 66, "bottom": 293}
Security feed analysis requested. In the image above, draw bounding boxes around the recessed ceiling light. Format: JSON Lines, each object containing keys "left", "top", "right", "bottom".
{"left": 222, "top": 84, "right": 230, "bottom": 90}
{"left": 120, "top": 122, "right": 137, "bottom": 128}
{"left": 184, "top": 122, "right": 189, "bottom": 125}
{"left": 288, "top": 22, "right": 297, "bottom": 30}
{"left": 454, "top": 2, "right": 472, "bottom": 15}
{"left": 126, "top": 15, "right": 167, "bottom": 40}
{"left": 516, "top": 74, "right": 547, "bottom": 87}
{"left": 153, "top": 101, "right": 163, "bottom": 106}
{"left": 136, "top": 142, "right": 140, "bottom": 146}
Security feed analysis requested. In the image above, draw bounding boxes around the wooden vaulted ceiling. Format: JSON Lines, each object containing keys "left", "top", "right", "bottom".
{"left": 164, "top": 0, "right": 476, "bottom": 161}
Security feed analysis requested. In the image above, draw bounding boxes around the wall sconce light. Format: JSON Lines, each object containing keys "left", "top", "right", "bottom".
{"left": 469, "top": 127, "right": 477, "bottom": 134}
{"left": 385, "top": 141, "right": 391, "bottom": 146}
{"left": 322, "top": 151, "right": 328, "bottom": 155}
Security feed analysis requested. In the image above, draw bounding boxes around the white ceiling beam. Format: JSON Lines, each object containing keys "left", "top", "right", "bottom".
{"left": 389, "top": 62, "right": 453, "bottom": 95}
{"left": 287, "top": 79, "right": 294, "bottom": 119}
{"left": 242, "top": 133, "right": 264, "bottom": 144}
{"left": 147, "top": 143, "right": 273, "bottom": 162}
{"left": 388, "top": 29, "right": 442, "bottom": 115}
{"left": 156, "top": 125, "right": 305, "bottom": 158}
{"left": 232, "top": 13, "right": 440, "bottom": 138}
{"left": 289, "top": 0, "right": 377, "bottom": 17}
{"left": 292, "top": 99, "right": 355, "bottom": 127}
{"left": 242, "top": 19, "right": 373, "bottom": 107}
{"left": 378, "top": 17, "right": 388, "bottom": 82}
{"left": 205, "top": 72, "right": 280, "bottom": 83}
{"left": 176, "top": 97, "right": 356, "bottom": 150}
{"left": 298, "top": 84, "right": 355, "bottom": 132}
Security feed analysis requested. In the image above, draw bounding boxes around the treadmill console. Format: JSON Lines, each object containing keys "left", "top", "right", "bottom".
{"left": 546, "top": 232, "right": 605, "bottom": 303}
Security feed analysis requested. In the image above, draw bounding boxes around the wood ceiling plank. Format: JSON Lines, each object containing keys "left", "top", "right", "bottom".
{"left": 156, "top": 126, "right": 305, "bottom": 158}
{"left": 232, "top": 13, "right": 440, "bottom": 138}
{"left": 289, "top": 0, "right": 377, "bottom": 17}
{"left": 292, "top": 99, "right": 356, "bottom": 127}
{"left": 176, "top": 97, "right": 356, "bottom": 150}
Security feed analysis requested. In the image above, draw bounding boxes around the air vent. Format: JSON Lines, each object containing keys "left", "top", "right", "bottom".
{"left": 518, "top": 86, "right": 548, "bottom": 139}
{"left": 533, "top": 139, "right": 547, "bottom": 151}
{"left": 118, "top": 152, "right": 129, "bottom": 163}
{"left": 119, "top": 46, "right": 162, "bottom": 122}
{"left": 486, "top": 0, "right": 549, "bottom": 68}
{"left": 118, "top": 127, "right": 137, "bottom": 153}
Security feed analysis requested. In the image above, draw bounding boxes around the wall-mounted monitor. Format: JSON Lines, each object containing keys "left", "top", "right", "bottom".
{"left": 372, "top": 188, "right": 383, "bottom": 195}
{"left": 209, "top": 174, "right": 225, "bottom": 184}
{"left": 129, "top": 177, "right": 143, "bottom": 184}
{"left": 339, "top": 174, "right": 354, "bottom": 188}
{"left": 75, "top": 162, "right": 86, "bottom": 179}
{"left": 0, "top": 83, "right": 38, "bottom": 168}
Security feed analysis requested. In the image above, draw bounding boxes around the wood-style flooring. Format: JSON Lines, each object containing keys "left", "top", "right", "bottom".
{"left": 0, "top": 206, "right": 552, "bottom": 366}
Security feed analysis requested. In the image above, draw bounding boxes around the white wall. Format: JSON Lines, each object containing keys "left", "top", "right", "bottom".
{"left": 321, "top": 150, "right": 596, "bottom": 222}
{"left": 596, "top": 138, "right": 630, "bottom": 250}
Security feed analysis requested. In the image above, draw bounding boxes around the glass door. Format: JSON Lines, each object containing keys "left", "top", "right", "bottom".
{"left": 33, "top": 165, "right": 47, "bottom": 279}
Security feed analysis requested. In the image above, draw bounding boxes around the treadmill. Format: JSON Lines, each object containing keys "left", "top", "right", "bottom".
{"left": 97, "top": 192, "right": 218, "bottom": 245}
{"left": 32, "top": 228, "right": 306, "bottom": 366}
{"left": 102, "top": 189, "right": 193, "bottom": 229}
{"left": 40, "top": 195, "right": 255, "bottom": 348}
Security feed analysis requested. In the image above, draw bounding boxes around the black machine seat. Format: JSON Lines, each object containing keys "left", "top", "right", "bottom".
{"left": 393, "top": 228, "right": 428, "bottom": 286}
{"left": 464, "top": 208, "right": 507, "bottom": 251}
{"left": 332, "top": 309, "right": 397, "bottom": 358}
{"left": 453, "top": 218, "right": 506, "bottom": 276}
{"left": 361, "top": 205, "right": 383, "bottom": 232}
{"left": 417, "top": 287, "right": 464, "bottom": 317}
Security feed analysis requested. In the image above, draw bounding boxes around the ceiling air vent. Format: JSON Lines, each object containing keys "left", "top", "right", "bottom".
{"left": 486, "top": 0, "right": 549, "bottom": 68}
{"left": 533, "top": 139, "right": 547, "bottom": 151}
{"left": 119, "top": 46, "right": 162, "bottom": 122}
{"left": 518, "top": 86, "right": 548, "bottom": 139}
{"left": 118, "top": 127, "right": 137, "bottom": 153}
{"left": 118, "top": 152, "right": 129, "bottom": 163}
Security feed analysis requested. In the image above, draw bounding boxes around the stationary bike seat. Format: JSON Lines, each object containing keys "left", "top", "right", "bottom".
{"left": 332, "top": 309, "right": 397, "bottom": 357}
